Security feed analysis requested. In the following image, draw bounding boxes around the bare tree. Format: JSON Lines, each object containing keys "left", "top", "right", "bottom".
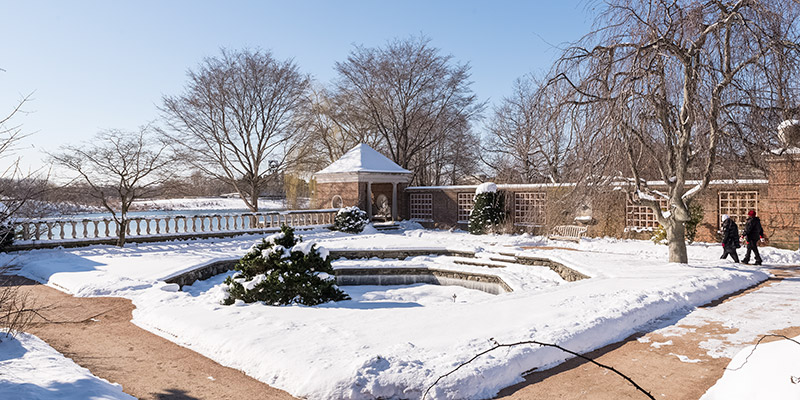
{"left": 0, "top": 91, "right": 42, "bottom": 339}
{"left": 50, "top": 128, "right": 172, "bottom": 246}
{"left": 161, "top": 48, "right": 311, "bottom": 212}
{"left": 300, "top": 86, "right": 385, "bottom": 171}
{"left": 553, "top": 0, "right": 800, "bottom": 263}
{"left": 331, "top": 36, "right": 485, "bottom": 184}
{"left": 484, "top": 75, "right": 585, "bottom": 183}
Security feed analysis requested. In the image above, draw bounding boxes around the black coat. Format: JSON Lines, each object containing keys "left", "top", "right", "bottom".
{"left": 721, "top": 218, "right": 740, "bottom": 248}
{"left": 743, "top": 216, "right": 763, "bottom": 242}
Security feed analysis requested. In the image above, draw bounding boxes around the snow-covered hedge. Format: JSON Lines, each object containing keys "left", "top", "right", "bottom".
{"left": 333, "top": 206, "right": 369, "bottom": 233}
{"left": 468, "top": 182, "right": 505, "bottom": 234}
{"left": 222, "top": 225, "right": 349, "bottom": 306}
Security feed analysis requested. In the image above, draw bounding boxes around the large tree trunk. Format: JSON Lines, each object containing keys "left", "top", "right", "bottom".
{"left": 666, "top": 221, "right": 688, "bottom": 263}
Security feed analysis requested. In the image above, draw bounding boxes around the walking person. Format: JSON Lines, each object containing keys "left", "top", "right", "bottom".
{"left": 720, "top": 214, "right": 740, "bottom": 263}
{"left": 741, "top": 210, "right": 764, "bottom": 265}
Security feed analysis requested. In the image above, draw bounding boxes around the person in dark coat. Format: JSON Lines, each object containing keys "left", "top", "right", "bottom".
{"left": 720, "top": 214, "right": 740, "bottom": 262}
{"left": 741, "top": 210, "right": 764, "bottom": 265}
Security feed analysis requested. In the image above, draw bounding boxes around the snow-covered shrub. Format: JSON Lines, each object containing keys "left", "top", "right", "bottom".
{"left": 651, "top": 202, "right": 704, "bottom": 244}
{"left": 468, "top": 183, "right": 506, "bottom": 235}
{"left": 222, "top": 225, "right": 349, "bottom": 306}
{"left": 333, "top": 206, "right": 369, "bottom": 233}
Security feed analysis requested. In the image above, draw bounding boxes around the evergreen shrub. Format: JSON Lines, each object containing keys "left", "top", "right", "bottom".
{"left": 468, "top": 183, "right": 506, "bottom": 234}
{"left": 333, "top": 206, "right": 369, "bottom": 233}
{"left": 222, "top": 225, "right": 349, "bottom": 306}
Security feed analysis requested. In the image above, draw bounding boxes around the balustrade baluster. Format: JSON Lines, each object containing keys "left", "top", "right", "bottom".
{"left": 45, "top": 222, "right": 54, "bottom": 240}
{"left": 71, "top": 221, "right": 78, "bottom": 239}
{"left": 21, "top": 223, "right": 30, "bottom": 241}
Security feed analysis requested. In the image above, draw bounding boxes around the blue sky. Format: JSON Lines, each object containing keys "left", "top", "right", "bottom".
{"left": 1, "top": 1, "right": 596, "bottom": 172}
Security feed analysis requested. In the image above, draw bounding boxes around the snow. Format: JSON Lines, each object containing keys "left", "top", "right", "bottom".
{"left": 316, "top": 144, "right": 411, "bottom": 175}
{"left": 778, "top": 119, "right": 800, "bottom": 131}
{"left": 132, "top": 197, "right": 290, "bottom": 211}
{"left": 0, "top": 332, "right": 134, "bottom": 400}
{"left": 291, "top": 241, "right": 328, "bottom": 258}
{"left": 475, "top": 182, "right": 497, "bottom": 195}
{"left": 682, "top": 184, "right": 702, "bottom": 199}
{"left": 6, "top": 227, "right": 800, "bottom": 399}
{"left": 654, "top": 258, "right": 800, "bottom": 359}
{"left": 702, "top": 336, "right": 800, "bottom": 399}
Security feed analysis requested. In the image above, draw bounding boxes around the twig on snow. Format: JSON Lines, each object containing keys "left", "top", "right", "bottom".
{"left": 422, "top": 338, "right": 655, "bottom": 400}
{"left": 726, "top": 334, "right": 800, "bottom": 372}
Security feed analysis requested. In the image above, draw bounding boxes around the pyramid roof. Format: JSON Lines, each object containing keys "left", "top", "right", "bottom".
{"left": 315, "top": 144, "right": 411, "bottom": 175}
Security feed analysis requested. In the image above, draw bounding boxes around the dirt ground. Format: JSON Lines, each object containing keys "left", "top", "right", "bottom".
{"left": 496, "top": 266, "right": 800, "bottom": 400}
{"left": 8, "top": 276, "right": 296, "bottom": 400}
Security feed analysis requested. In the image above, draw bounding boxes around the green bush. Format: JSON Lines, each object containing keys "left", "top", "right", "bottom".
{"left": 651, "top": 201, "right": 704, "bottom": 244}
{"left": 468, "top": 183, "right": 506, "bottom": 235}
{"left": 333, "top": 206, "right": 369, "bottom": 233}
{"left": 222, "top": 225, "right": 350, "bottom": 306}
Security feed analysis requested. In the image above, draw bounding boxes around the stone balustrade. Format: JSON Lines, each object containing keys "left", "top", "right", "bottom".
{"left": 12, "top": 209, "right": 339, "bottom": 246}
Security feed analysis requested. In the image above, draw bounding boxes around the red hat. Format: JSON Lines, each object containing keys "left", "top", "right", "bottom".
{"left": 748, "top": 210, "right": 756, "bottom": 217}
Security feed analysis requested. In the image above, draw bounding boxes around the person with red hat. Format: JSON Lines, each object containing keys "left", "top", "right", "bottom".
{"left": 741, "top": 209, "right": 764, "bottom": 265}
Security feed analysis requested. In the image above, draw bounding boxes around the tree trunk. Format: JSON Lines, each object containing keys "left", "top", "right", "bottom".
{"left": 116, "top": 217, "right": 127, "bottom": 247}
{"left": 666, "top": 221, "right": 688, "bottom": 263}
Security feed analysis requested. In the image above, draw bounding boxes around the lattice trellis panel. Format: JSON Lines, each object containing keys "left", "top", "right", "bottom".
{"left": 719, "top": 191, "right": 758, "bottom": 227}
{"left": 457, "top": 193, "right": 474, "bottom": 223}
{"left": 409, "top": 193, "right": 433, "bottom": 220}
{"left": 514, "top": 192, "right": 546, "bottom": 226}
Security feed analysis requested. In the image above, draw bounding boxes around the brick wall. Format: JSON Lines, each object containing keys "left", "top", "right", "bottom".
{"left": 403, "top": 182, "right": 787, "bottom": 246}
{"left": 764, "top": 155, "right": 800, "bottom": 249}
{"left": 313, "top": 181, "right": 363, "bottom": 209}
{"left": 315, "top": 181, "right": 409, "bottom": 220}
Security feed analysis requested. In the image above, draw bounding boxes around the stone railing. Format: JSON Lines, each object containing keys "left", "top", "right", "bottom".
{"left": 11, "top": 209, "right": 339, "bottom": 249}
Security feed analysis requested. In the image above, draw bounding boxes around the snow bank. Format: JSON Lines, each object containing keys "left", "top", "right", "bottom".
{"left": 0, "top": 332, "right": 134, "bottom": 400}
{"left": 702, "top": 335, "right": 800, "bottom": 400}
{"left": 132, "top": 197, "right": 291, "bottom": 211}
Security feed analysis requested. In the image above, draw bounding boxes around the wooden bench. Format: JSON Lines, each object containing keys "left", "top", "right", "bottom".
{"left": 548, "top": 225, "right": 588, "bottom": 242}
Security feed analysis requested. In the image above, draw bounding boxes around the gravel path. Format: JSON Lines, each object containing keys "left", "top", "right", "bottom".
{"left": 11, "top": 276, "right": 296, "bottom": 400}
{"left": 496, "top": 265, "right": 800, "bottom": 399}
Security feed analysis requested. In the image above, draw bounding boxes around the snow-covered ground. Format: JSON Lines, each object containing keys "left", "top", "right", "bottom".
{"left": 0, "top": 332, "right": 134, "bottom": 400}
{"left": 631, "top": 255, "right": 800, "bottom": 400}
{"left": 5, "top": 225, "right": 800, "bottom": 399}
{"left": 703, "top": 334, "right": 800, "bottom": 399}
{"left": 131, "top": 197, "right": 295, "bottom": 211}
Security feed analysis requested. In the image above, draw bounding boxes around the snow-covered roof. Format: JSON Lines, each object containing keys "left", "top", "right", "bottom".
{"left": 315, "top": 144, "right": 411, "bottom": 175}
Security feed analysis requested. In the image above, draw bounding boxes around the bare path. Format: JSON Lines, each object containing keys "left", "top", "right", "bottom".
{"left": 9, "top": 276, "right": 297, "bottom": 400}
{"left": 496, "top": 265, "right": 800, "bottom": 400}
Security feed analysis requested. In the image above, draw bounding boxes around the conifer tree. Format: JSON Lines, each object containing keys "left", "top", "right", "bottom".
{"left": 468, "top": 183, "right": 505, "bottom": 234}
{"left": 223, "top": 225, "right": 349, "bottom": 306}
